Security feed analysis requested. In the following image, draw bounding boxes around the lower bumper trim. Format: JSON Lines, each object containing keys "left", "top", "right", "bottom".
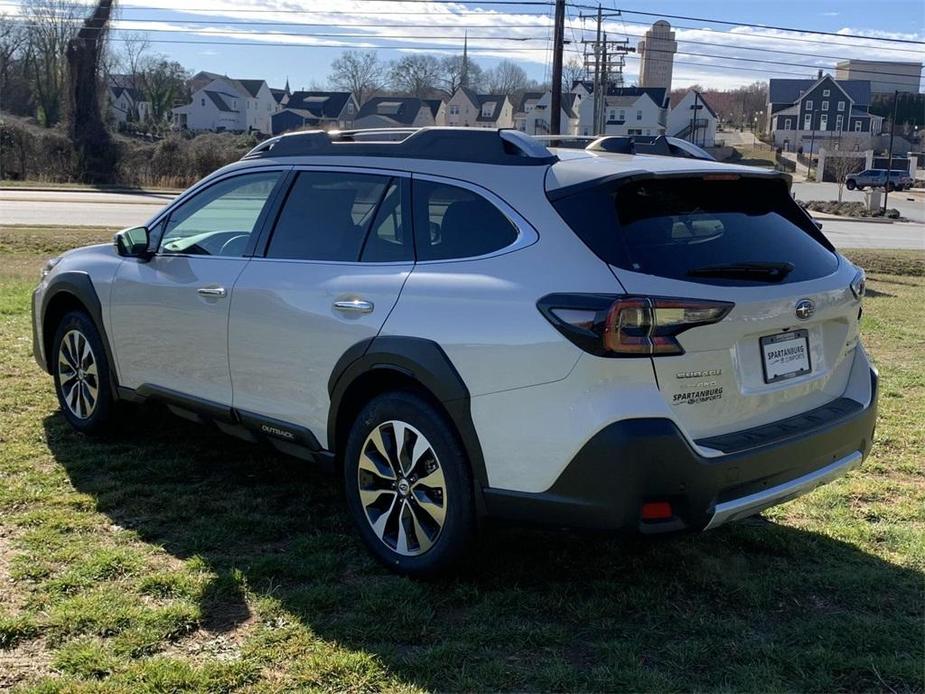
{"left": 704, "top": 450, "right": 863, "bottom": 530}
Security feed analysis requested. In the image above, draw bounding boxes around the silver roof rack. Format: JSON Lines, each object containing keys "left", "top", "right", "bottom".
{"left": 242, "top": 127, "right": 558, "bottom": 166}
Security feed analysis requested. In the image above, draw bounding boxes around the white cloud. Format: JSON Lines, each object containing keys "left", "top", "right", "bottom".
{"left": 94, "top": 0, "right": 925, "bottom": 88}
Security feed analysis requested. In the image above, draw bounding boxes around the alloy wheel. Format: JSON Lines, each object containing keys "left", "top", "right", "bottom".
{"left": 357, "top": 420, "right": 448, "bottom": 556}
{"left": 58, "top": 329, "right": 99, "bottom": 420}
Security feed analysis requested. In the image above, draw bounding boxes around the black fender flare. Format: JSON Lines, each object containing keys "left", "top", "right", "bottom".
{"left": 328, "top": 336, "right": 489, "bottom": 494}
{"left": 40, "top": 271, "right": 120, "bottom": 395}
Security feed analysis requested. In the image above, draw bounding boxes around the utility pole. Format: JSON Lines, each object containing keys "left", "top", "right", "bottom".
{"left": 550, "top": 0, "right": 566, "bottom": 135}
{"left": 579, "top": 9, "right": 631, "bottom": 135}
{"left": 593, "top": 4, "right": 602, "bottom": 135}
{"left": 689, "top": 91, "right": 701, "bottom": 146}
{"left": 883, "top": 89, "right": 900, "bottom": 214}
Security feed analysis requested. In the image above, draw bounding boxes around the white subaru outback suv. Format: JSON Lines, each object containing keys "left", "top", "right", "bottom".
{"left": 33, "top": 128, "right": 877, "bottom": 574}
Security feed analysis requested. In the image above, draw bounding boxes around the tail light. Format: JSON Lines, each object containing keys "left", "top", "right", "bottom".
{"left": 538, "top": 294, "right": 733, "bottom": 357}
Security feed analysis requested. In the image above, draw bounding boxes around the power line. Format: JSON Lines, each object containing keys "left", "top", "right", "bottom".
{"left": 105, "top": 35, "right": 554, "bottom": 52}
{"left": 24, "top": 16, "right": 915, "bottom": 82}
{"left": 589, "top": 23, "right": 924, "bottom": 64}
{"left": 588, "top": 14, "right": 925, "bottom": 54}
{"left": 569, "top": 4, "right": 925, "bottom": 45}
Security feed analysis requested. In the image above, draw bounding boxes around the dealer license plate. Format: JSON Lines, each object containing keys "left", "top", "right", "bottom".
{"left": 760, "top": 330, "right": 811, "bottom": 383}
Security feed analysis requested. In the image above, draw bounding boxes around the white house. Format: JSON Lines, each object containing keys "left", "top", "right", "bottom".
{"left": 513, "top": 92, "right": 544, "bottom": 132}
{"left": 524, "top": 92, "right": 581, "bottom": 136}
{"left": 444, "top": 88, "right": 514, "bottom": 129}
{"left": 667, "top": 90, "right": 718, "bottom": 147}
{"left": 578, "top": 88, "right": 667, "bottom": 137}
{"left": 353, "top": 97, "right": 445, "bottom": 129}
{"left": 106, "top": 74, "right": 150, "bottom": 126}
{"left": 172, "top": 75, "right": 276, "bottom": 135}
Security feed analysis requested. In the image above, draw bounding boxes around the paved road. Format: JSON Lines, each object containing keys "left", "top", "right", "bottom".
{"left": 1, "top": 189, "right": 173, "bottom": 228}
{"left": 2, "top": 188, "right": 922, "bottom": 250}
{"left": 791, "top": 182, "right": 924, "bottom": 225}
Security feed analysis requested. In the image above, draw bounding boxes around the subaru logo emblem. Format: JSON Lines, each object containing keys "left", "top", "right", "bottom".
{"left": 795, "top": 299, "right": 815, "bottom": 320}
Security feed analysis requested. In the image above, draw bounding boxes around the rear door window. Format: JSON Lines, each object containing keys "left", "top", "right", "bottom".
{"left": 412, "top": 180, "right": 518, "bottom": 261}
{"left": 551, "top": 176, "right": 838, "bottom": 285}
{"left": 267, "top": 171, "right": 411, "bottom": 262}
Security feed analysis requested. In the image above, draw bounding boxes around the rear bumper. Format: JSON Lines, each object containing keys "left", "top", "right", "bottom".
{"left": 483, "top": 368, "right": 878, "bottom": 532}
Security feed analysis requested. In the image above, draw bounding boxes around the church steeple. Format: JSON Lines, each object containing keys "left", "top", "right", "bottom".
{"left": 284, "top": 76, "right": 291, "bottom": 95}
{"left": 461, "top": 31, "right": 469, "bottom": 88}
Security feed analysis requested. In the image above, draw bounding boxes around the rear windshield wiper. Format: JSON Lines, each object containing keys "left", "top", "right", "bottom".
{"left": 687, "top": 261, "right": 795, "bottom": 281}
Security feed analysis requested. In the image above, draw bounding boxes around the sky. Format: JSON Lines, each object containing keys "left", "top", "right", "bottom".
{"left": 8, "top": 0, "right": 925, "bottom": 91}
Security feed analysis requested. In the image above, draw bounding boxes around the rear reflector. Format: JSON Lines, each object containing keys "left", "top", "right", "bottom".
{"left": 641, "top": 501, "right": 673, "bottom": 521}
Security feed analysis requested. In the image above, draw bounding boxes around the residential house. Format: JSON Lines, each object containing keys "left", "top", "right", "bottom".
{"left": 513, "top": 92, "right": 544, "bottom": 132}
{"left": 524, "top": 92, "right": 581, "bottom": 136}
{"left": 271, "top": 91, "right": 359, "bottom": 135}
{"left": 172, "top": 75, "right": 276, "bottom": 134}
{"left": 353, "top": 97, "right": 445, "bottom": 129}
{"left": 444, "top": 88, "right": 514, "bottom": 129}
{"left": 270, "top": 80, "right": 291, "bottom": 109}
{"left": 766, "top": 73, "right": 883, "bottom": 151}
{"left": 106, "top": 74, "right": 150, "bottom": 125}
{"left": 577, "top": 87, "right": 668, "bottom": 137}
{"left": 667, "top": 90, "right": 718, "bottom": 147}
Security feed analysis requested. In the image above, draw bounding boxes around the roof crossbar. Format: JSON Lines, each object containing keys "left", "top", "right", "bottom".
{"left": 242, "top": 127, "right": 558, "bottom": 166}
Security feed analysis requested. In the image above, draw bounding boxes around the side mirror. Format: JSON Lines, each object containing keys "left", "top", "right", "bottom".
{"left": 114, "top": 226, "right": 152, "bottom": 259}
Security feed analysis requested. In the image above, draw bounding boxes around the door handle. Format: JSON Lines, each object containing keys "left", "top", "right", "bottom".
{"left": 197, "top": 287, "right": 227, "bottom": 298}
{"left": 333, "top": 299, "right": 374, "bottom": 314}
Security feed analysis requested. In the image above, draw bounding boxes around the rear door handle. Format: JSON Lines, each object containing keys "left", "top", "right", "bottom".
{"left": 333, "top": 299, "right": 374, "bottom": 314}
{"left": 197, "top": 287, "right": 227, "bottom": 298}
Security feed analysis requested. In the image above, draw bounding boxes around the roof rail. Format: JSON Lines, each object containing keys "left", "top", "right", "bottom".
{"left": 586, "top": 135, "right": 716, "bottom": 161}
{"left": 242, "top": 127, "right": 558, "bottom": 166}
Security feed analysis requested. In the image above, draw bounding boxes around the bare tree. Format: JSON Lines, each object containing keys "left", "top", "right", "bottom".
{"left": 829, "top": 136, "right": 865, "bottom": 202}
{"left": 389, "top": 54, "right": 441, "bottom": 98}
{"left": 440, "top": 54, "right": 484, "bottom": 94}
{"left": 0, "top": 13, "right": 26, "bottom": 95}
{"left": 484, "top": 59, "right": 528, "bottom": 95}
{"left": 328, "top": 50, "right": 384, "bottom": 107}
{"left": 561, "top": 57, "right": 584, "bottom": 92}
{"left": 21, "top": 0, "right": 82, "bottom": 126}
{"left": 113, "top": 32, "right": 149, "bottom": 121}
{"left": 139, "top": 56, "right": 188, "bottom": 130}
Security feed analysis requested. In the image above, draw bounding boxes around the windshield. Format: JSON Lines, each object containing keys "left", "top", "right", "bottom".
{"left": 551, "top": 176, "right": 839, "bottom": 285}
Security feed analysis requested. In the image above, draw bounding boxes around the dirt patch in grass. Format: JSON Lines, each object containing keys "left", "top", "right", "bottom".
{"left": 843, "top": 249, "right": 925, "bottom": 277}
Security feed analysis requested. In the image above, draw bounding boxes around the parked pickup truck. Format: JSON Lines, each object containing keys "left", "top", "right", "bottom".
{"left": 846, "top": 169, "right": 914, "bottom": 191}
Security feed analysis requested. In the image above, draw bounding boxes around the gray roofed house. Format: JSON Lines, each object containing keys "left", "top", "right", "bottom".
{"left": 766, "top": 73, "right": 883, "bottom": 150}
{"left": 353, "top": 97, "right": 446, "bottom": 129}
{"left": 106, "top": 74, "right": 151, "bottom": 125}
{"left": 270, "top": 91, "right": 359, "bottom": 135}
{"left": 577, "top": 87, "right": 667, "bottom": 137}
{"left": 204, "top": 91, "right": 237, "bottom": 113}
{"left": 445, "top": 88, "right": 513, "bottom": 128}
{"left": 172, "top": 74, "right": 276, "bottom": 134}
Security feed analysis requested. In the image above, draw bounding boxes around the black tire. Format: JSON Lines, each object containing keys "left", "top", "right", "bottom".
{"left": 846, "top": 180, "right": 856, "bottom": 190}
{"left": 886, "top": 182, "right": 895, "bottom": 193}
{"left": 343, "top": 391, "right": 475, "bottom": 575}
{"left": 52, "top": 310, "right": 116, "bottom": 435}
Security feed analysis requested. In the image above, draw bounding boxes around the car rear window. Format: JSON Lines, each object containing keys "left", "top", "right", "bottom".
{"left": 551, "top": 176, "right": 839, "bottom": 285}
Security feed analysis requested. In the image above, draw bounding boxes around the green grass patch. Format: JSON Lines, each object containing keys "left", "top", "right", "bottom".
{"left": 0, "top": 227, "right": 922, "bottom": 691}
